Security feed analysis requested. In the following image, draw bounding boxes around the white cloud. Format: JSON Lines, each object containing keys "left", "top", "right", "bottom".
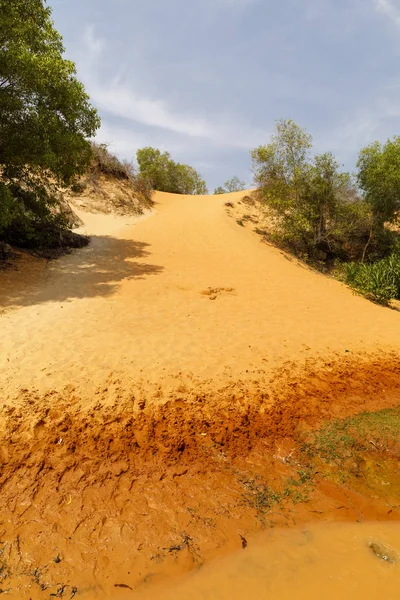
{"left": 89, "top": 82, "right": 214, "bottom": 139}
{"left": 80, "top": 26, "right": 264, "bottom": 150}
{"left": 82, "top": 25, "right": 105, "bottom": 60}
{"left": 374, "top": 0, "right": 400, "bottom": 27}
{"left": 316, "top": 91, "right": 400, "bottom": 160}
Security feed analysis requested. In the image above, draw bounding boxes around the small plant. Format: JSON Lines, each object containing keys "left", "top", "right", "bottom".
{"left": 340, "top": 250, "right": 400, "bottom": 303}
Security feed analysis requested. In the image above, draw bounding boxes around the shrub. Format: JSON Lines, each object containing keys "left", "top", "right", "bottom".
{"left": 0, "top": 0, "right": 99, "bottom": 252}
{"left": 90, "top": 143, "right": 134, "bottom": 180}
{"left": 251, "top": 119, "right": 397, "bottom": 266}
{"left": 88, "top": 143, "right": 154, "bottom": 208}
{"left": 340, "top": 249, "right": 400, "bottom": 303}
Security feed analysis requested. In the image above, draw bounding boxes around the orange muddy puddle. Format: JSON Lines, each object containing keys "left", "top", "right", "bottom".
{"left": 136, "top": 522, "right": 400, "bottom": 600}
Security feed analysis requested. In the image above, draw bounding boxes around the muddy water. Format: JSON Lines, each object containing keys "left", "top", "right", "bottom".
{"left": 134, "top": 522, "right": 400, "bottom": 600}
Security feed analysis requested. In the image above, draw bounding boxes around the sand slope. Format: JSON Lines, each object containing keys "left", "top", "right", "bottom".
{"left": 0, "top": 190, "right": 399, "bottom": 401}
{"left": 1, "top": 191, "right": 400, "bottom": 598}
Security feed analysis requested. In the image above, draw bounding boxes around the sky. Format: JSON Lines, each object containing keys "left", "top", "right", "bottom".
{"left": 51, "top": 0, "right": 400, "bottom": 191}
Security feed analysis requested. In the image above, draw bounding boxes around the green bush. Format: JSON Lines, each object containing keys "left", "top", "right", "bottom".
{"left": 136, "top": 147, "right": 208, "bottom": 195}
{"left": 0, "top": 0, "right": 99, "bottom": 253}
{"left": 340, "top": 249, "right": 400, "bottom": 303}
{"left": 0, "top": 181, "right": 73, "bottom": 249}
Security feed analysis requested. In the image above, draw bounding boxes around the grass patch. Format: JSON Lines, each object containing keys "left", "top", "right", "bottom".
{"left": 302, "top": 406, "right": 400, "bottom": 461}
{"left": 298, "top": 406, "right": 400, "bottom": 495}
{"left": 238, "top": 407, "right": 400, "bottom": 521}
{"left": 239, "top": 470, "right": 312, "bottom": 522}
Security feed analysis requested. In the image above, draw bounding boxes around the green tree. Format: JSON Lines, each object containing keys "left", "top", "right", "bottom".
{"left": 136, "top": 147, "right": 172, "bottom": 192}
{"left": 214, "top": 186, "right": 227, "bottom": 194}
{"left": 0, "top": 0, "right": 100, "bottom": 182}
{"left": 251, "top": 120, "right": 362, "bottom": 260}
{"left": 214, "top": 176, "right": 246, "bottom": 194}
{"left": 136, "top": 147, "right": 208, "bottom": 195}
{"left": 252, "top": 118, "right": 312, "bottom": 210}
{"left": 357, "top": 137, "right": 400, "bottom": 226}
{"left": 0, "top": 0, "right": 100, "bottom": 246}
{"left": 224, "top": 176, "right": 246, "bottom": 192}
{"left": 302, "top": 152, "right": 352, "bottom": 246}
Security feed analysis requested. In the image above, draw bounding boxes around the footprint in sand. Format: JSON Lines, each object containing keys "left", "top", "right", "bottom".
{"left": 200, "top": 287, "right": 235, "bottom": 301}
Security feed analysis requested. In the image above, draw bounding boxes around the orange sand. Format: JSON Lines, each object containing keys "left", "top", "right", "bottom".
{"left": 1, "top": 190, "right": 399, "bottom": 403}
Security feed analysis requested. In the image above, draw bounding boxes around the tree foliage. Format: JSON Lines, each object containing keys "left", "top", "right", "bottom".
{"left": 0, "top": 0, "right": 100, "bottom": 247}
{"left": 357, "top": 137, "right": 400, "bottom": 225}
{"left": 251, "top": 119, "right": 375, "bottom": 262}
{"left": 136, "top": 147, "right": 208, "bottom": 195}
{"left": 214, "top": 176, "right": 246, "bottom": 194}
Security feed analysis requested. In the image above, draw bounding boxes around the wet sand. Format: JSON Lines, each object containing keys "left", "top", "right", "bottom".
{"left": 137, "top": 521, "right": 400, "bottom": 600}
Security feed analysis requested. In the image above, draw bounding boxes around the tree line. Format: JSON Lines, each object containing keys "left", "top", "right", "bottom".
{"left": 251, "top": 119, "right": 400, "bottom": 303}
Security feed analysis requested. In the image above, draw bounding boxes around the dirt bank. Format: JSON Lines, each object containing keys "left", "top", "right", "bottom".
{"left": 0, "top": 355, "right": 399, "bottom": 598}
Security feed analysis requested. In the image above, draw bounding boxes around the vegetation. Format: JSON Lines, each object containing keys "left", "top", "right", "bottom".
{"left": 0, "top": 0, "right": 100, "bottom": 250}
{"left": 357, "top": 137, "right": 400, "bottom": 226}
{"left": 299, "top": 407, "right": 400, "bottom": 494}
{"left": 136, "top": 147, "right": 208, "bottom": 195}
{"left": 252, "top": 119, "right": 400, "bottom": 303}
{"left": 340, "top": 246, "right": 400, "bottom": 303}
{"left": 252, "top": 120, "right": 370, "bottom": 263}
{"left": 238, "top": 405, "right": 400, "bottom": 522}
{"left": 88, "top": 143, "right": 154, "bottom": 208}
{"left": 214, "top": 176, "right": 246, "bottom": 194}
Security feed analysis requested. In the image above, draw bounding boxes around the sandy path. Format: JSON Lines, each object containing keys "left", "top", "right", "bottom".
{"left": 1, "top": 190, "right": 399, "bottom": 402}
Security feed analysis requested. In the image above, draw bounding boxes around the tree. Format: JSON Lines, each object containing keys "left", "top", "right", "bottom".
{"left": 0, "top": 0, "right": 100, "bottom": 246}
{"left": 0, "top": 0, "right": 100, "bottom": 182}
{"left": 214, "top": 186, "right": 227, "bottom": 195}
{"left": 251, "top": 120, "right": 360, "bottom": 260}
{"left": 173, "top": 164, "right": 208, "bottom": 195}
{"left": 214, "top": 176, "right": 246, "bottom": 194}
{"left": 252, "top": 118, "right": 312, "bottom": 210}
{"left": 357, "top": 137, "right": 400, "bottom": 226}
{"left": 225, "top": 176, "right": 246, "bottom": 192}
{"left": 136, "top": 147, "right": 208, "bottom": 195}
{"left": 301, "top": 152, "right": 352, "bottom": 246}
{"left": 136, "top": 147, "right": 172, "bottom": 192}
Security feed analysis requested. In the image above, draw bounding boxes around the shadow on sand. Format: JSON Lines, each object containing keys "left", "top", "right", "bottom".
{"left": 0, "top": 235, "right": 164, "bottom": 309}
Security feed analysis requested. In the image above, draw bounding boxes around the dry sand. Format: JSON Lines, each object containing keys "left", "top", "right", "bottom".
{"left": 1, "top": 190, "right": 399, "bottom": 403}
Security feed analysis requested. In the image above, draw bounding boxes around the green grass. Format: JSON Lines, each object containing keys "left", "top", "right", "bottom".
{"left": 302, "top": 406, "right": 400, "bottom": 462}
{"left": 239, "top": 407, "right": 400, "bottom": 520}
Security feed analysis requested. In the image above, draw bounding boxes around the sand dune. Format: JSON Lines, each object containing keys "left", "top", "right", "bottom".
{"left": 1, "top": 191, "right": 400, "bottom": 598}
{"left": 1, "top": 190, "right": 399, "bottom": 403}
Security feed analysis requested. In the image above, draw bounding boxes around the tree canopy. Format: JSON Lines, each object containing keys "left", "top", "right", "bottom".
{"left": 357, "top": 137, "right": 400, "bottom": 225}
{"left": 0, "top": 0, "right": 100, "bottom": 247}
{"left": 136, "top": 147, "right": 208, "bottom": 195}
{"left": 214, "top": 176, "right": 246, "bottom": 194}
{"left": 251, "top": 119, "right": 371, "bottom": 261}
{"left": 0, "top": 0, "right": 100, "bottom": 183}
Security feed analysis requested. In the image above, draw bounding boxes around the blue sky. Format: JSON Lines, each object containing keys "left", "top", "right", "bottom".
{"left": 51, "top": 0, "right": 400, "bottom": 191}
